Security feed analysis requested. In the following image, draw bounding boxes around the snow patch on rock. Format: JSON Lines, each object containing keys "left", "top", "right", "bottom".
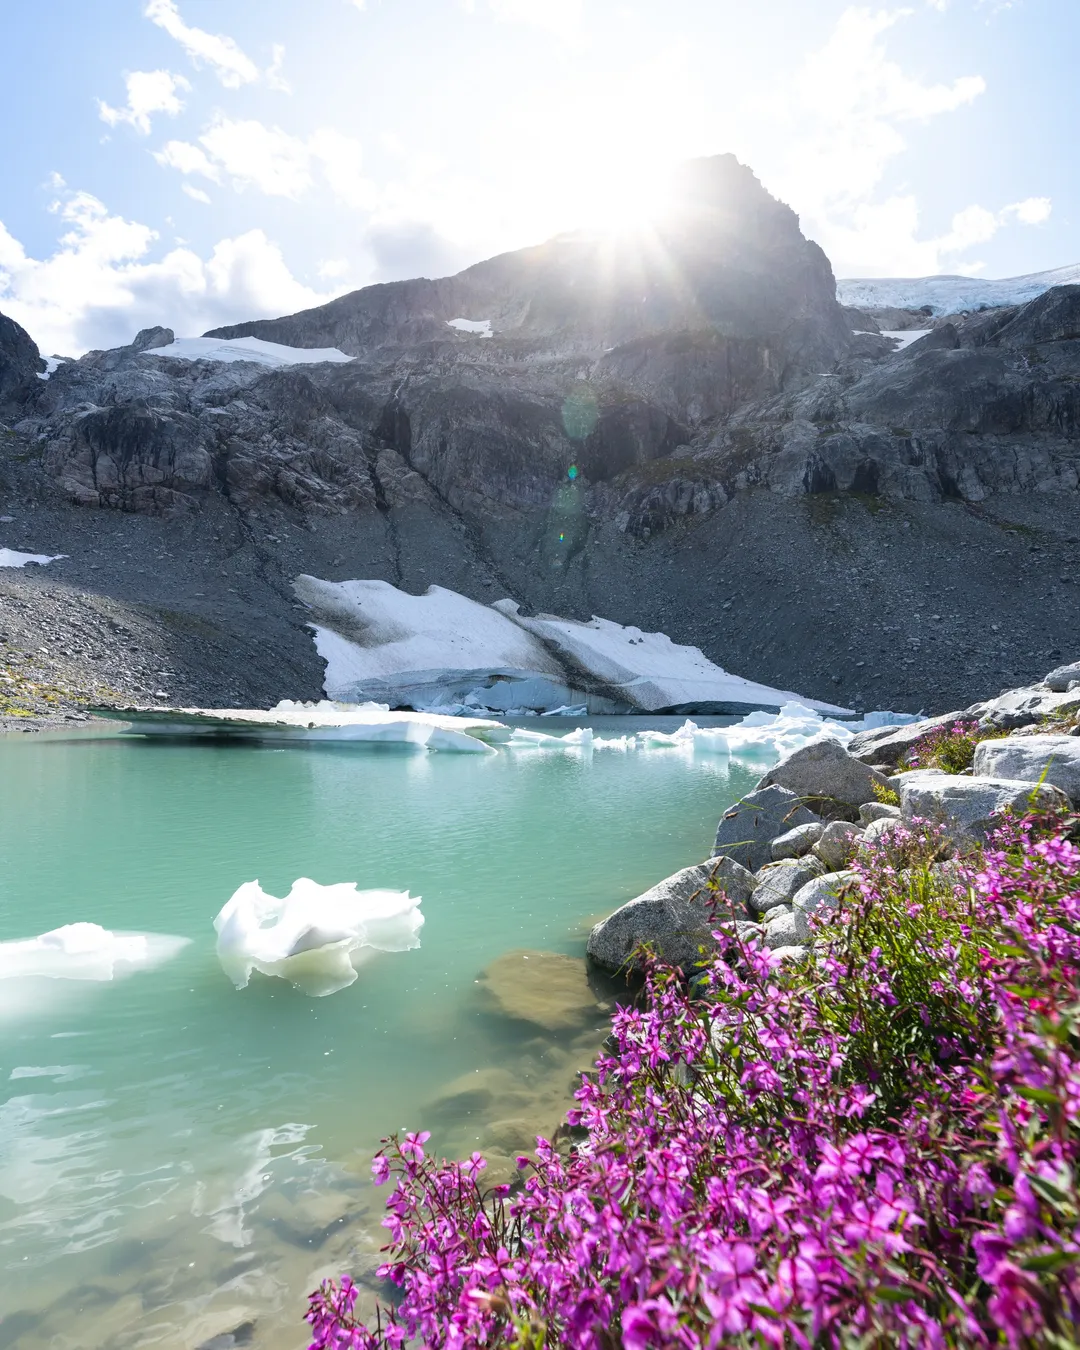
{"left": 0, "top": 548, "right": 66, "bottom": 568}
{"left": 446, "top": 318, "right": 493, "bottom": 337}
{"left": 144, "top": 336, "right": 354, "bottom": 367}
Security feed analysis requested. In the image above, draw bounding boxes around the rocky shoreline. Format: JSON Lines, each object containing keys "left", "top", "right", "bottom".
{"left": 586, "top": 659, "right": 1080, "bottom": 973}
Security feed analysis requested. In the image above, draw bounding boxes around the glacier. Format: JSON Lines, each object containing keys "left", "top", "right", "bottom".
{"left": 214, "top": 879, "right": 424, "bottom": 997}
{"left": 296, "top": 577, "right": 851, "bottom": 717}
{"left": 837, "top": 263, "right": 1080, "bottom": 315}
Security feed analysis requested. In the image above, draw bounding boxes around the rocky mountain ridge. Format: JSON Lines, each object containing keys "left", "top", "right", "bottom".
{"left": 1, "top": 153, "right": 1077, "bottom": 718}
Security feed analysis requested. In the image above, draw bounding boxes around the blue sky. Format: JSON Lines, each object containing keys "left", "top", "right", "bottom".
{"left": 0, "top": 0, "right": 1075, "bottom": 354}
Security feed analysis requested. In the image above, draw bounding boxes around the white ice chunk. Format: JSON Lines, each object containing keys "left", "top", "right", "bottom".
{"left": 145, "top": 336, "right": 354, "bottom": 367}
{"left": 0, "top": 922, "right": 190, "bottom": 982}
{"left": 214, "top": 879, "right": 424, "bottom": 997}
{"left": 0, "top": 548, "right": 66, "bottom": 568}
{"left": 446, "top": 318, "right": 493, "bottom": 337}
{"left": 838, "top": 264, "right": 1080, "bottom": 316}
{"left": 494, "top": 602, "right": 850, "bottom": 715}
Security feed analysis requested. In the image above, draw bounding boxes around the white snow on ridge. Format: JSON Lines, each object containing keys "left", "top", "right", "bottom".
{"left": 446, "top": 317, "right": 493, "bottom": 338}
{"left": 880, "top": 329, "right": 933, "bottom": 351}
{"left": 0, "top": 548, "right": 65, "bottom": 568}
{"left": 37, "top": 355, "right": 68, "bottom": 381}
{"left": 295, "top": 577, "right": 852, "bottom": 716}
{"left": 144, "top": 336, "right": 354, "bottom": 367}
{"left": 838, "top": 263, "right": 1080, "bottom": 316}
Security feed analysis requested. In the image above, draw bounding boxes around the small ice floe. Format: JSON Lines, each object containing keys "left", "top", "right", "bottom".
{"left": 145, "top": 336, "right": 354, "bottom": 367}
{"left": 214, "top": 879, "right": 424, "bottom": 997}
{"left": 0, "top": 548, "right": 66, "bottom": 568}
{"left": 446, "top": 318, "right": 493, "bottom": 338}
{"left": 0, "top": 922, "right": 190, "bottom": 982}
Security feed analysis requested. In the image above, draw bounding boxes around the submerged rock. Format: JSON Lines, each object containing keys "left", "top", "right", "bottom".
{"left": 712, "top": 786, "right": 819, "bottom": 871}
{"left": 473, "top": 950, "right": 608, "bottom": 1032}
{"left": 587, "top": 858, "right": 755, "bottom": 974}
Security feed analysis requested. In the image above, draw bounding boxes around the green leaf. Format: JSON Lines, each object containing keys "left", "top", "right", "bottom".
{"left": 1028, "top": 1174, "right": 1073, "bottom": 1207}
{"left": 1021, "top": 1251, "right": 1079, "bottom": 1273}
{"left": 873, "top": 1286, "right": 915, "bottom": 1304}
{"left": 1015, "top": 1087, "right": 1061, "bottom": 1106}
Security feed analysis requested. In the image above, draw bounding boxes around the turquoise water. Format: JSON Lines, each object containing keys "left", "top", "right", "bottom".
{"left": 0, "top": 724, "right": 764, "bottom": 1349}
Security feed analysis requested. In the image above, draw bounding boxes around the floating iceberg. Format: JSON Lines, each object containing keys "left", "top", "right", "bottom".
{"left": 504, "top": 702, "right": 916, "bottom": 756}
{"left": 296, "top": 577, "right": 850, "bottom": 716}
{"left": 144, "top": 336, "right": 354, "bottom": 367}
{"left": 0, "top": 922, "right": 190, "bottom": 982}
{"left": 0, "top": 548, "right": 66, "bottom": 568}
{"left": 91, "top": 699, "right": 508, "bottom": 751}
{"left": 214, "top": 879, "right": 424, "bottom": 997}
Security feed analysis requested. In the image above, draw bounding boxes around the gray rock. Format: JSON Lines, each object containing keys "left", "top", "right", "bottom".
{"left": 859, "top": 801, "right": 901, "bottom": 824}
{"left": 771, "top": 944, "right": 811, "bottom": 964}
{"left": 770, "top": 821, "right": 824, "bottom": 860}
{"left": 792, "top": 869, "right": 860, "bottom": 932}
{"left": 860, "top": 815, "right": 907, "bottom": 846}
{"left": 972, "top": 735, "right": 1080, "bottom": 806}
{"left": 813, "top": 820, "right": 865, "bottom": 870}
{"left": 131, "top": 325, "right": 175, "bottom": 352}
{"left": 1045, "top": 662, "right": 1080, "bottom": 693}
{"left": 978, "top": 685, "right": 1080, "bottom": 732}
{"left": 587, "top": 858, "right": 756, "bottom": 973}
{"left": 755, "top": 737, "right": 893, "bottom": 816}
{"left": 761, "top": 904, "right": 792, "bottom": 924}
{"left": 847, "top": 713, "right": 972, "bottom": 769}
{"left": 0, "top": 310, "right": 43, "bottom": 403}
{"left": 900, "top": 774, "right": 1070, "bottom": 848}
{"left": 764, "top": 909, "right": 805, "bottom": 949}
{"left": 749, "top": 857, "right": 825, "bottom": 915}
{"left": 712, "top": 786, "right": 818, "bottom": 871}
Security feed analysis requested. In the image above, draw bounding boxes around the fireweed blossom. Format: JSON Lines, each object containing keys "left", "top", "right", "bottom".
{"left": 308, "top": 812, "right": 1080, "bottom": 1348}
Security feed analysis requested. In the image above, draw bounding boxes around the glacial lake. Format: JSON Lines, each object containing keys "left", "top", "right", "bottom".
{"left": 0, "top": 721, "right": 767, "bottom": 1349}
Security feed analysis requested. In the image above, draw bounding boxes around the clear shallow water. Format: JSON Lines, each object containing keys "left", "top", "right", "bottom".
{"left": 0, "top": 723, "right": 765, "bottom": 1349}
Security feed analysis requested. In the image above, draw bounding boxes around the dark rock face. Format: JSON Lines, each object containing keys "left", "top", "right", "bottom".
{"left": 1, "top": 153, "right": 1078, "bottom": 716}
{"left": 0, "top": 312, "right": 43, "bottom": 404}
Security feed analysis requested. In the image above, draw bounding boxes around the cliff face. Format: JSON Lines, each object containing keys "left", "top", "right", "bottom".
{"left": 0, "top": 154, "right": 1078, "bottom": 716}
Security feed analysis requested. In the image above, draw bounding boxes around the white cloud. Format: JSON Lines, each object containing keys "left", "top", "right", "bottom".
{"left": 155, "top": 116, "right": 375, "bottom": 209}
{"left": 181, "top": 183, "right": 212, "bottom": 205}
{"left": 266, "top": 44, "right": 291, "bottom": 93}
{"left": 97, "top": 69, "right": 190, "bottom": 135}
{"left": 485, "top": 0, "right": 584, "bottom": 38}
{"left": 764, "top": 6, "right": 1054, "bottom": 276}
{"left": 317, "top": 258, "right": 350, "bottom": 279}
{"left": 155, "top": 139, "right": 221, "bottom": 180}
{"left": 144, "top": 0, "right": 259, "bottom": 88}
{"left": 1004, "top": 196, "right": 1052, "bottom": 225}
{"left": 199, "top": 118, "right": 313, "bottom": 197}
{"left": 0, "top": 187, "right": 334, "bottom": 355}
